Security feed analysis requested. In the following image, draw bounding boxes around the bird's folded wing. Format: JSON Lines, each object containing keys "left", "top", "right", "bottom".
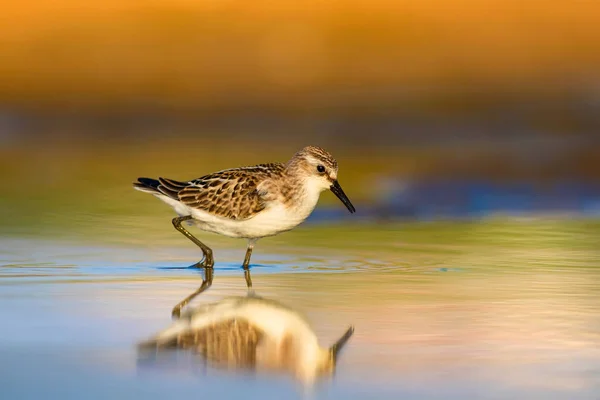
{"left": 137, "top": 317, "right": 264, "bottom": 370}
{"left": 178, "top": 318, "right": 264, "bottom": 369}
{"left": 175, "top": 164, "right": 285, "bottom": 220}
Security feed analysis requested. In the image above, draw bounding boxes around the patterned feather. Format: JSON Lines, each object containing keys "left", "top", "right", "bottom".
{"left": 177, "top": 163, "right": 285, "bottom": 220}
{"left": 175, "top": 318, "right": 264, "bottom": 369}
{"left": 136, "top": 163, "right": 286, "bottom": 220}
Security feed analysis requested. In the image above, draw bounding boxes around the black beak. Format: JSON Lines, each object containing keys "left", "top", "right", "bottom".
{"left": 330, "top": 325, "right": 355, "bottom": 362}
{"left": 330, "top": 180, "right": 356, "bottom": 214}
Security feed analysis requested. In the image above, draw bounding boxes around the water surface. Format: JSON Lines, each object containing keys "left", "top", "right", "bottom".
{"left": 1, "top": 219, "right": 599, "bottom": 399}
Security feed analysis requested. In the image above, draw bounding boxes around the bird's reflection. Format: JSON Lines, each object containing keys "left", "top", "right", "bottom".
{"left": 170, "top": 264, "right": 252, "bottom": 318}
{"left": 138, "top": 269, "right": 354, "bottom": 386}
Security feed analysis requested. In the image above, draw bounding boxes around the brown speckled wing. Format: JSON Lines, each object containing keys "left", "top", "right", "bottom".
{"left": 176, "top": 163, "right": 285, "bottom": 220}
{"left": 176, "top": 318, "right": 264, "bottom": 369}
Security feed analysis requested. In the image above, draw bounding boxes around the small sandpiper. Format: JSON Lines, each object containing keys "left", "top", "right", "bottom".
{"left": 133, "top": 146, "right": 355, "bottom": 310}
{"left": 137, "top": 295, "right": 354, "bottom": 385}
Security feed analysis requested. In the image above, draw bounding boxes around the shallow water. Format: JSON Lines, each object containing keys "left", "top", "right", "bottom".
{"left": 1, "top": 220, "right": 600, "bottom": 399}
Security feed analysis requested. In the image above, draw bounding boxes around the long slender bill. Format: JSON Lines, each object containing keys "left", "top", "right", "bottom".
{"left": 330, "top": 325, "right": 355, "bottom": 361}
{"left": 330, "top": 180, "right": 356, "bottom": 213}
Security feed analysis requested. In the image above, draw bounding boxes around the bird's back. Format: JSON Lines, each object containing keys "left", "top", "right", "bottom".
{"left": 134, "top": 163, "right": 286, "bottom": 221}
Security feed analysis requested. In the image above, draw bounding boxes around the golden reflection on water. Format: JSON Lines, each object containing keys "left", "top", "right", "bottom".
{"left": 108, "top": 253, "right": 599, "bottom": 393}
{"left": 1, "top": 220, "right": 599, "bottom": 396}
{"left": 137, "top": 285, "right": 354, "bottom": 386}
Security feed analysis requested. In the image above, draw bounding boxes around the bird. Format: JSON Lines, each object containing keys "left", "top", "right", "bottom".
{"left": 137, "top": 294, "right": 355, "bottom": 386}
{"left": 133, "top": 146, "right": 355, "bottom": 310}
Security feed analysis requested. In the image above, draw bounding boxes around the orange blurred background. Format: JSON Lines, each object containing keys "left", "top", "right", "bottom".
{"left": 1, "top": 0, "right": 599, "bottom": 223}
{"left": 2, "top": 0, "right": 599, "bottom": 111}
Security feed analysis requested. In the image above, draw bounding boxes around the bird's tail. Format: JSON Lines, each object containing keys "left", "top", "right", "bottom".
{"left": 137, "top": 320, "right": 191, "bottom": 352}
{"left": 136, "top": 330, "right": 184, "bottom": 367}
{"left": 133, "top": 177, "right": 161, "bottom": 194}
{"left": 133, "top": 177, "right": 190, "bottom": 201}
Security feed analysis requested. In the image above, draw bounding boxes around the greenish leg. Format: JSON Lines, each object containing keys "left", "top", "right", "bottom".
{"left": 242, "top": 243, "right": 253, "bottom": 289}
{"left": 171, "top": 215, "right": 215, "bottom": 318}
{"left": 172, "top": 215, "right": 214, "bottom": 267}
{"left": 171, "top": 267, "right": 214, "bottom": 319}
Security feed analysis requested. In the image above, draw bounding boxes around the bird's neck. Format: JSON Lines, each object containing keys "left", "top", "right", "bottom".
{"left": 280, "top": 173, "right": 323, "bottom": 213}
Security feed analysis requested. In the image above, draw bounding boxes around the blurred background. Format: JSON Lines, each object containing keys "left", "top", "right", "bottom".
{"left": 1, "top": 3, "right": 600, "bottom": 399}
{"left": 1, "top": 0, "right": 599, "bottom": 230}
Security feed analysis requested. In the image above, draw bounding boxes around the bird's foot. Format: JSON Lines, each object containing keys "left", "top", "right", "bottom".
{"left": 187, "top": 254, "right": 215, "bottom": 269}
{"left": 187, "top": 261, "right": 206, "bottom": 269}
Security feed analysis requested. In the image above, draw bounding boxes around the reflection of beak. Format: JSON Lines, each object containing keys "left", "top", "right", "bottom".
{"left": 330, "top": 180, "right": 356, "bottom": 213}
{"left": 330, "top": 325, "right": 355, "bottom": 362}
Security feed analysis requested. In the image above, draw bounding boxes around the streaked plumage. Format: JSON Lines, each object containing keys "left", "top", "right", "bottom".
{"left": 133, "top": 146, "right": 355, "bottom": 269}
{"left": 140, "top": 163, "right": 286, "bottom": 221}
{"left": 137, "top": 296, "right": 354, "bottom": 385}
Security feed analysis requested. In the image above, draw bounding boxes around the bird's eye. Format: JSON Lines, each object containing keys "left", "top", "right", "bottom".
{"left": 317, "top": 165, "right": 326, "bottom": 173}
